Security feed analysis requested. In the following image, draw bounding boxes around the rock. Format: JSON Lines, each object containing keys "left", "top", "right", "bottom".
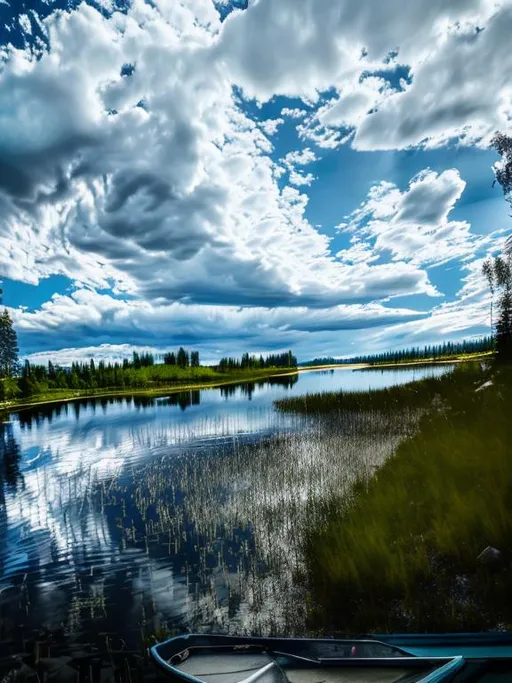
{"left": 477, "top": 545, "right": 501, "bottom": 564}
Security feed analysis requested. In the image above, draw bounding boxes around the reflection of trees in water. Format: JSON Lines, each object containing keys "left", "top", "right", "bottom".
{"left": 0, "top": 422, "right": 24, "bottom": 587}
{"left": 220, "top": 375, "right": 298, "bottom": 400}
{"left": 0, "top": 421, "right": 23, "bottom": 493}
{"left": 15, "top": 375, "right": 300, "bottom": 430}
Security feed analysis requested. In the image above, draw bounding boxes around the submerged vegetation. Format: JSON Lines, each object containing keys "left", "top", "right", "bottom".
{"left": 274, "top": 367, "right": 459, "bottom": 415}
{"left": 278, "top": 361, "right": 512, "bottom": 633}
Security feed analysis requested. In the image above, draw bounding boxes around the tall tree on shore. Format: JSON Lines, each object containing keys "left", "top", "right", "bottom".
{"left": 0, "top": 309, "right": 19, "bottom": 378}
{"left": 482, "top": 255, "right": 512, "bottom": 359}
{"left": 177, "top": 347, "right": 189, "bottom": 368}
{"left": 482, "top": 132, "right": 512, "bottom": 360}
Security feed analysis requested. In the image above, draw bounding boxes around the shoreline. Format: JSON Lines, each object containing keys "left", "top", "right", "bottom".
{"left": 0, "top": 354, "right": 492, "bottom": 414}
{"left": 0, "top": 368, "right": 300, "bottom": 415}
{"left": 299, "top": 353, "right": 493, "bottom": 372}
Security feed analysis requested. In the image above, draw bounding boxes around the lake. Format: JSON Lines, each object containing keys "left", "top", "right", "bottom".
{"left": 0, "top": 364, "right": 453, "bottom": 647}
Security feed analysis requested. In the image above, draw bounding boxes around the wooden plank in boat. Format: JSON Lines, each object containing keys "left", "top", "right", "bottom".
{"left": 177, "top": 652, "right": 276, "bottom": 683}
{"left": 284, "top": 668, "right": 419, "bottom": 683}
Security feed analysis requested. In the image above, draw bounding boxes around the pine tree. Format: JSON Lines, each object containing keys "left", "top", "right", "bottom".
{"left": 0, "top": 309, "right": 19, "bottom": 378}
{"left": 177, "top": 347, "right": 189, "bottom": 368}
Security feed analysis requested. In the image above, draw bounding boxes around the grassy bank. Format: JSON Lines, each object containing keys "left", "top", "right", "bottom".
{"left": 275, "top": 364, "right": 466, "bottom": 415}
{"left": 0, "top": 367, "right": 298, "bottom": 413}
{"left": 283, "top": 361, "right": 512, "bottom": 633}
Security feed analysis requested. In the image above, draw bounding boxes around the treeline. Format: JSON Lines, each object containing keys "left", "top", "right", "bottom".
{"left": 1, "top": 347, "right": 298, "bottom": 400}
{"left": 217, "top": 351, "right": 297, "bottom": 372}
{"left": 131, "top": 348, "right": 200, "bottom": 368}
{"left": 301, "top": 337, "right": 495, "bottom": 367}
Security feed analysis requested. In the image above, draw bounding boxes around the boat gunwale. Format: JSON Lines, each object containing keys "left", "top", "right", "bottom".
{"left": 149, "top": 634, "right": 464, "bottom": 683}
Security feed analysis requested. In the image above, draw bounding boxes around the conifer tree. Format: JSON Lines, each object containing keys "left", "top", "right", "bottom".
{"left": 0, "top": 308, "right": 19, "bottom": 378}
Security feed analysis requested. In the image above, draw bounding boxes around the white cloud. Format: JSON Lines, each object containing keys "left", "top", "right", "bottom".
{"left": 281, "top": 107, "right": 307, "bottom": 119}
{"left": 280, "top": 147, "right": 317, "bottom": 186}
{"left": 338, "top": 168, "right": 499, "bottom": 267}
{"left": 353, "top": 6, "right": 512, "bottom": 150}
{"left": 282, "top": 148, "right": 318, "bottom": 167}
{"left": 215, "top": 0, "right": 510, "bottom": 151}
{"left": 259, "top": 118, "right": 284, "bottom": 135}
{"left": 216, "top": 0, "right": 495, "bottom": 102}
{"left": 365, "top": 239, "right": 509, "bottom": 351}
{"left": 289, "top": 171, "right": 315, "bottom": 187}
{"left": 18, "top": 14, "right": 32, "bottom": 34}
{"left": 10, "top": 288, "right": 427, "bottom": 358}
{"left": 0, "top": 2, "right": 439, "bottom": 313}
{"left": 2, "top": 0, "right": 510, "bottom": 359}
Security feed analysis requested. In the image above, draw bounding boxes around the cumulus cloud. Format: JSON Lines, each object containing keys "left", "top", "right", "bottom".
{"left": 216, "top": 0, "right": 510, "bottom": 150}
{"left": 288, "top": 171, "right": 315, "bottom": 187}
{"left": 338, "top": 168, "right": 499, "bottom": 267}
{"left": 0, "top": 0, "right": 441, "bottom": 313}
{"left": 352, "top": 5, "right": 512, "bottom": 150}
{"left": 281, "top": 107, "right": 307, "bottom": 119}
{"left": 216, "top": 0, "right": 494, "bottom": 102}
{"left": 9, "top": 287, "right": 425, "bottom": 352}
{"left": 2, "top": 0, "right": 509, "bottom": 358}
{"left": 259, "top": 118, "right": 284, "bottom": 135}
{"left": 280, "top": 147, "right": 317, "bottom": 187}
{"left": 364, "top": 231, "right": 509, "bottom": 351}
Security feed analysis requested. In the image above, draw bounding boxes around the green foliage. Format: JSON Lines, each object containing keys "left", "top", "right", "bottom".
{"left": 482, "top": 254, "right": 512, "bottom": 361}
{"left": 301, "top": 362, "right": 512, "bottom": 632}
{"left": 0, "top": 376, "right": 20, "bottom": 401}
{"left": 218, "top": 350, "right": 297, "bottom": 372}
{"left": 491, "top": 131, "right": 512, "bottom": 207}
{"left": 177, "top": 346, "right": 189, "bottom": 368}
{"left": 275, "top": 367, "right": 462, "bottom": 415}
{"left": 0, "top": 309, "right": 19, "bottom": 378}
{"left": 301, "top": 337, "right": 495, "bottom": 367}
{"left": 3, "top": 347, "right": 298, "bottom": 404}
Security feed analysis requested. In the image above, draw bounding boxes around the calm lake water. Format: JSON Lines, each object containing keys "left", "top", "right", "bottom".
{"left": 0, "top": 364, "right": 453, "bottom": 645}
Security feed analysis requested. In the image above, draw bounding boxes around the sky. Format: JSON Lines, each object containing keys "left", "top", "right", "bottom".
{"left": 1, "top": 0, "right": 512, "bottom": 364}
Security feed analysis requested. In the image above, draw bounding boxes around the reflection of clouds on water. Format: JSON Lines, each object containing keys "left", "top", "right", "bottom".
{"left": 0, "top": 368, "right": 450, "bottom": 641}
{"left": 97, "top": 410, "right": 414, "bottom": 636}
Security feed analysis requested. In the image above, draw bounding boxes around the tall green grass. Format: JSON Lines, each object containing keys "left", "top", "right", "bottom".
{"left": 301, "top": 361, "right": 512, "bottom": 633}
{"left": 274, "top": 364, "right": 475, "bottom": 415}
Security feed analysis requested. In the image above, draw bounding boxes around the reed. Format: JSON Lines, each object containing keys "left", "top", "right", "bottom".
{"left": 302, "top": 361, "right": 512, "bottom": 633}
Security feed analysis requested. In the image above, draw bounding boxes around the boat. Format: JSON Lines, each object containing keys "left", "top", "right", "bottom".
{"left": 150, "top": 632, "right": 512, "bottom": 682}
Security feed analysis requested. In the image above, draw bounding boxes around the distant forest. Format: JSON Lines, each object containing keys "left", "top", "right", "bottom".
{"left": 300, "top": 336, "right": 495, "bottom": 367}
{"left": 1, "top": 346, "right": 298, "bottom": 401}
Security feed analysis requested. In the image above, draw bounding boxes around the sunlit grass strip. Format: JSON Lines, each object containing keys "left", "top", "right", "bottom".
{"left": 1, "top": 367, "right": 298, "bottom": 412}
{"left": 302, "top": 361, "right": 512, "bottom": 632}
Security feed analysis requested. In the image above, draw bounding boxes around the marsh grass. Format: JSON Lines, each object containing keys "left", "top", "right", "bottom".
{"left": 8, "top": 361, "right": 508, "bottom": 648}
{"left": 89, "top": 407, "right": 417, "bottom": 638}
{"left": 274, "top": 365, "right": 466, "bottom": 415}
{"left": 300, "top": 361, "right": 512, "bottom": 633}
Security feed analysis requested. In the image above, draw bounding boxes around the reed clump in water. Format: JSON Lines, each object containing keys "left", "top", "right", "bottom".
{"left": 274, "top": 367, "right": 459, "bottom": 415}
{"left": 299, "top": 361, "right": 512, "bottom": 633}
{"left": 91, "top": 406, "right": 417, "bottom": 637}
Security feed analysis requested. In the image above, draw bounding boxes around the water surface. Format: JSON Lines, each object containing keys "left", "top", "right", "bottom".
{"left": 0, "top": 364, "right": 452, "bottom": 644}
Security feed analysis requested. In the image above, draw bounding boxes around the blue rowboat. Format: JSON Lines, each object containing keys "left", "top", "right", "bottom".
{"left": 151, "top": 632, "right": 509, "bottom": 682}
{"left": 375, "top": 631, "right": 512, "bottom": 659}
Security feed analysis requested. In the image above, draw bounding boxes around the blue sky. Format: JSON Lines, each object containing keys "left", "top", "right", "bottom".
{"left": 1, "top": 0, "right": 511, "bottom": 364}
